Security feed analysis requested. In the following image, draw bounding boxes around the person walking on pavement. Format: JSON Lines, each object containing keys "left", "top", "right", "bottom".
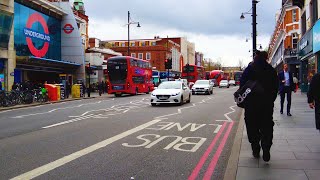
{"left": 240, "top": 51, "right": 279, "bottom": 162}
{"left": 278, "top": 63, "right": 296, "bottom": 116}
{"left": 307, "top": 72, "right": 320, "bottom": 132}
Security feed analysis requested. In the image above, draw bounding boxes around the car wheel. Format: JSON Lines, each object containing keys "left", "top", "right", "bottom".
{"left": 192, "top": 92, "right": 195, "bottom": 95}
{"left": 114, "top": 94, "right": 121, "bottom": 97}
{"left": 186, "top": 94, "right": 191, "bottom": 103}
{"left": 135, "top": 88, "right": 138, "bottom": 95}
{"left": 211, "top": 89, "right": 213, "bottom": 94}
{"left": 227, "top": 86, "right": 230, "bottom": 88}
{"left": 151, "top": 103, "right": 156, "bottom": 106}
{"left": 179, "top": 96, "right": 184, "bottom": 106}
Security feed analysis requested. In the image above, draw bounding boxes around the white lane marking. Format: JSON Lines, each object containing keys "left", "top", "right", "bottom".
{"left": 224, "top": 105, "right": 237, "bottom": 122}
{"left": 12, "top": 98, "right": 115, "bottom": 118}
{"left": 42, "top": 114, "right": 97, "bottom": 129}
{"left": 11, "top": 119, "right": 162, "bottom": 180}
{"left": 43, "top": 98, "right": 150, "bottom": 129}
{"left": 155, "top": 97, "right": 213, "bottom": 119}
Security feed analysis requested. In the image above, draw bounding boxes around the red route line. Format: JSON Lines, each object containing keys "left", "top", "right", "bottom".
{"left": 188, "top": 122, "right": 227, "bottom": 180}
{"left": 203, "top": 121, "right": 234, "bottom": 180}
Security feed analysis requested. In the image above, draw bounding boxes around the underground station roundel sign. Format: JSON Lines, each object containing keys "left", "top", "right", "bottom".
{"left": 24, "top": 13, "right": 51, "bottom": 58}
{"left": 63, "top": 24, "right": 74, "bottom": 34}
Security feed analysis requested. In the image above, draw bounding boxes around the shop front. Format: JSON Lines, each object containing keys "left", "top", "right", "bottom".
{"left": 313, "top": 19, "right": 320, "bottom": 74}
{"left": 298, "top": 28, "right": 314, "bottom": 93}
{"left": 13, "top": 2, "right": 79, "bottom": 85}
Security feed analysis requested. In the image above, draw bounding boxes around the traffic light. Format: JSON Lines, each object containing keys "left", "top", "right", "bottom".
{"left": 165, "top": 58, "right": 172, "bottom": 69}
{"left": 168, "top": 58, "right": 172, "bottom": 69}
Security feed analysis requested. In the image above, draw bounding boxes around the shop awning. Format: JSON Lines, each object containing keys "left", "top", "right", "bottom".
{"left": 29, "top": 56, "right": 81, "bottom": 66}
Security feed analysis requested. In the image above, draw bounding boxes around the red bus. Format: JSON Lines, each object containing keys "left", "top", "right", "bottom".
{"left": 181, "top": 65, "right": 205, "bottom": 83}
{"left": 234, "top": 71, "right": 243, "bottom": 85}
{"left": 209, "top": 70, "right": 224, "bottom": 86}
{"left": 106, "top": 56, "right": 154, "bottom": 97}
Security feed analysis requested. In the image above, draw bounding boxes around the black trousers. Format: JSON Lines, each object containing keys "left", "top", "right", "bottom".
{"left": 245, "top": 99, "right": 275, "bottom": 151}
{"left": 315, "top": 100, "right": 320, "bottom": 130}
{"left": 280, "top": 86, "right": 292, "bottom": 113}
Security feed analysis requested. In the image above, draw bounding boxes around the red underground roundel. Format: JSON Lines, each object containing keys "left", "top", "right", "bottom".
{"left": 63, "top": 24, "right": 74, "bottom": 34}
{"left": 24, "top": 13, "right": 50, "bottom": 58}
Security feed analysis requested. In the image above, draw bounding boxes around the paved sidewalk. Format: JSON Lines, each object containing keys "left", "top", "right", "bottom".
{"left": 0, "top": 92, "right": 113, "bottom": 111}
{"left": 236, "top": 91, "right": 320, "bottom": 180}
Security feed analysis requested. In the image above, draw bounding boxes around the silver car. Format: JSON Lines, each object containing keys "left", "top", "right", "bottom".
{"left": 219, "top": 80, "right": 230, "bottom": 88}
{"left": 192, "top": 80, "right": 214, "bottom": 95}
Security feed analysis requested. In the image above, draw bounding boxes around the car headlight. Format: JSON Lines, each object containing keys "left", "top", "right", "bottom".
{"left": 172, "top": 92, "right": 180, "bottom": 96}
{"left": 151, "top": 93, "right": 156, "bottom": 96}
{"left": 205, "top": 87, "right": 209, "bottom": 90}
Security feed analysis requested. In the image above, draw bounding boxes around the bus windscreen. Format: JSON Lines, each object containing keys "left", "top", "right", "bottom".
{"left": 107, "top": 58, "right": 128, "bottom": 84}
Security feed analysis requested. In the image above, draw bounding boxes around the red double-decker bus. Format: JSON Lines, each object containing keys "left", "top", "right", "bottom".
{"left": 234, "top": 71, "right": 243, "bottom": 85}
{"left": 181, "top": 65, "right": 205, "bottom": 83}
{"left": 209, "top": 70, "right": 224, "bottom": 86}
{"left": 106, "top": 56, "right": 154, "bottom": 97}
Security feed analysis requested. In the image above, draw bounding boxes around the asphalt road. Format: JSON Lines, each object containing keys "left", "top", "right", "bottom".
{"left": 0, "top": 86, "right": 242, "bottom": 180}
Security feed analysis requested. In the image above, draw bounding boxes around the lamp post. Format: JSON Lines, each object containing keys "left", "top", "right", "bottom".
{"left": 127, "top": 11, "right": 141, "bottom": 56}
{"left": 240, "top": 0, "right": 258, "bottom": 59}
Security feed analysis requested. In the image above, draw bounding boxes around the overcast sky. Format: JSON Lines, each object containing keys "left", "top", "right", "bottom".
{"left": 79, "top": 0, "right": 282, "bottom": 66}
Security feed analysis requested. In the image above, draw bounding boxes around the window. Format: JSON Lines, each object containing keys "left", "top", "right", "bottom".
{"left": 0, "top": 12, "right": 13, "bottom": 49}
{"left": 292, "top": 9, "right": 297, "bottom": 22}
{"left": 121, "top": 43, "right": 126, "bottom": 47}
{"left": 292, "top": 33, "right": 298, "bottom": 49}
{"left": 131, "top": 53, "right": 136, "bottom": 58}
{"left": 141, "top": 42, "right": 145, "bottom": 46}
{"left": 146, "top": 52, "right": 151, "bottom": 60}
{"left": 138, "top": 53, "right": 143, "bottom": 59}
{"left": 132, "top": 76, "right": 145, "bottom": 84}
{"left": 301, "top": 12, "right": 306, "bottom": 35}
{"left": 151, "top": 42, "right": 156, "bottom": 46}
{"left": 131, "top": 42, "right": 135, "bottom": 46}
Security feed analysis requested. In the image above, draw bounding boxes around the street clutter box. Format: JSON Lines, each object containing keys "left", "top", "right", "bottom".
{"left": 72, "top": 84, "right": 81, "bottom": 98}
{"left": 44, "top": 84, "right": 58, "bottom": 101}
{"left": 54, "top": 84, "right": 61, "bottom": 101}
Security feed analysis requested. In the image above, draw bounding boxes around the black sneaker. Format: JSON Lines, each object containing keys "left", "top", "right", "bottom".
{"left": 280, "top": 110, "right": 283, "bottom": 114}
{"left": 251, "top": 144, "right": 260, "bottom": 158}
{"left": 263, "top": 150, "right": 270, "bottom": 162}
{"left": 252, "top": 150, "right": 260, "bottom": 158}
{"left": 287, "top": 112, "right": 292, "bottom": 116}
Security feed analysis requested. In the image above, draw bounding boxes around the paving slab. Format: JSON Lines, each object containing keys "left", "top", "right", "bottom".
{"left": 236, "top": 167, "right": 308, "bottom": 180}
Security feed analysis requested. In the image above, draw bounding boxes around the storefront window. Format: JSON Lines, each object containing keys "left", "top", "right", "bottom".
{"left": 0, "top": 11, "right": 13, "bottom": 49}
{"left": 0, "top": 59, "right": 6, "bottom": 90}
{"left": 308, "top": 56, "right": 316, "bottom": 84}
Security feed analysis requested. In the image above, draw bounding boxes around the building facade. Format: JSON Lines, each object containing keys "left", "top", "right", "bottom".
{"left": 12, "top": 0, "right": 87, "bottom": 88}
{"left": 102, "top": 37, "right": 182, "bottom": 74}
{"left": 293, "top": 0, "right": 319, "bottom": 92}
{"left": 268, "top": 0, "right": 301, "bottom": 77}
{"left": 195, "top": 52, "right": 204, "bottom": 67}
{"left": 0, "top": 0, "right": 14, "bottom": 90}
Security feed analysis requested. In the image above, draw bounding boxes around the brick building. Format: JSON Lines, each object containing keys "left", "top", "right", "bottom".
{"left": 101, "top": 37, "right": 182, "bottom": 73}
{"left": 268, "top": 0, "right": 301, "bottom": 75}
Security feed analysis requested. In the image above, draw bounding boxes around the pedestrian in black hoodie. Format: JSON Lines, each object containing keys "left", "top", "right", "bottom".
{"left": 307, "top": 72, "right": 320, "bottom": 132}
{"left": 240, "top": 51, "right": 279, "bottom": 162}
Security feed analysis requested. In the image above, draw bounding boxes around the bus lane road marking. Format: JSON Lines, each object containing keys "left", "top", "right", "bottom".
{"left": 11, "top": 97, "right": 220, "bottom": 179}
{"left": 10, "top": 119, "right": 162, "bottom": 180}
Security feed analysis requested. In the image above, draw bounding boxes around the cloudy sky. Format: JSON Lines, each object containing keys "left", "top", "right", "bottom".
{"left": 79, "top": 0, "right": 282, "bottom": 66}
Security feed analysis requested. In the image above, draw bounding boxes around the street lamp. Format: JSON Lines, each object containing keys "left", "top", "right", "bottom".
{"left": 126, "top": 11, "right": 141, "bottom": 56}
{"left": 240, "top": 0, "right": 259, "bottom": 59}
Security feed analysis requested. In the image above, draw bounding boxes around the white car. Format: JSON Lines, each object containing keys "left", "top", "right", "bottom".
{"left": 151, "top": 81, "right": 191, "bottom": 106}
{"left": 229, "top": 80, "right": 236, "bottom": 86}
{"left": 219, "top": 80, "right": 230, "bottom": 88}
{"left": 192, "top": 80, "right": 214, "bottom": 95}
